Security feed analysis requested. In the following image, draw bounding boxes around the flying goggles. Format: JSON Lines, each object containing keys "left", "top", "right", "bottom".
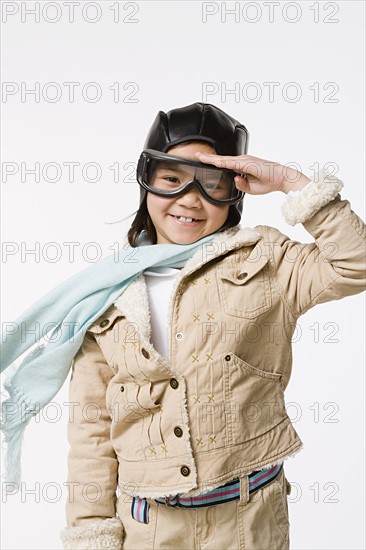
{"left": 136, "top": 149, "right": 245, "bottom": 206}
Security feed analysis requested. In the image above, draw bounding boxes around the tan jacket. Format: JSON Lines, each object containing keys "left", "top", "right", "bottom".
{"left": 61, "top": 172, "right": 366, "bottom": 549}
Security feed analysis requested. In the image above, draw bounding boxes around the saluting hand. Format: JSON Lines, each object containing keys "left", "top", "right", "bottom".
{"left": 195, "top": 152, "right": 311, "bottom": 195}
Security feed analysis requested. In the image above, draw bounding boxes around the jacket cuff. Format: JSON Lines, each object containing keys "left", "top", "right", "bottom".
{"left": 60, "top": 517, "right": 123, "bottom": 550}
{"left": 281, "top": 169, "right": 344, "bottom": 226}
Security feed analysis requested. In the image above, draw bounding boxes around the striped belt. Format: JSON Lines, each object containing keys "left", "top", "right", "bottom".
{"left": 131, "top": 462, "right": 283, "bottom": 524}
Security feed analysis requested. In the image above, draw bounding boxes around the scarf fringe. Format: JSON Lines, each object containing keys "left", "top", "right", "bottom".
{"left": 1, "top": 347, "right": 45, "bottom": 484}
{"left": 0, "top": 396, "right": 32, "bottom": 485}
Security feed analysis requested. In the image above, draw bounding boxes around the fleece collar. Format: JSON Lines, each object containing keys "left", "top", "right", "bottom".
{"left": 114, "top": 225, "right": 262, "bottom": 342}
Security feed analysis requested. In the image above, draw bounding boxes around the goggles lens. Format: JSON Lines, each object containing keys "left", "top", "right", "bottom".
{"left": 138, "top": 150, "right": 243, "bottom": 205}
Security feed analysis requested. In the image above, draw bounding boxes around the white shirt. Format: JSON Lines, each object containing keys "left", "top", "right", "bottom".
{"left": 143, "top": 267, "right": 181, "bottom": 361}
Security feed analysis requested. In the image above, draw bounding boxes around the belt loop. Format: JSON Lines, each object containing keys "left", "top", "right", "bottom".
{"left": 239, "top": 475, "right": 249, "bottom": 506}
{"left": 131, "top": 496, "right": 150, "bottom": 524}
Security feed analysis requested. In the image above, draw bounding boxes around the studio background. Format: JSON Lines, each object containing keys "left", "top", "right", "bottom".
{"left": 1, "top": 1, "right": 365, "bottom": 549}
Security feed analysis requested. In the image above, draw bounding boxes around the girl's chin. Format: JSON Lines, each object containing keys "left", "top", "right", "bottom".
{"left": 158, "top": 232, "right": 204, "bottom": 245}
{"left": 171, "top": 237, "right": 201, "bottom": 245}
{"left": 164, "top": 220, "right": 206, "bottom": 242}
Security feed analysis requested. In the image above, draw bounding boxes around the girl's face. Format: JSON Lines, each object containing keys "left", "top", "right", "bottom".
{"left": 146, "top": 142, "right": 230, "bottom": 245}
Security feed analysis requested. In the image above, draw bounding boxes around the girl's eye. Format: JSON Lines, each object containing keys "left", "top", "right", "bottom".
{"left": 151, "top": 174, "right": 182, "bottom": 188}
{"left": 204, "top": 183, "right": 225, "bottom": 192}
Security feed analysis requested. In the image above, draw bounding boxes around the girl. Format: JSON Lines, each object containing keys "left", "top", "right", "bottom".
{"left": 1, "top": 102, "right": 365, "bottom": 550}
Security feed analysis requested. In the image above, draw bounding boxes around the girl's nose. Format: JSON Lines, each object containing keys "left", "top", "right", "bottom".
{"left": 176, "top": 188, "right": 203, "bottom": 208}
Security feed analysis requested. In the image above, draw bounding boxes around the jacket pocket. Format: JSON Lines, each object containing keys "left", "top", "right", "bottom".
{"left": 217, "top": 255, "right": 271, "bottom": 318}
{"left": 88, "top": 306, "right": 125, "bottom": 368}
{"left": 222, "top": 353, "right": 287, "bottom": 446}
{"left": 108, "top": 380, "right": 163, "bottom": 461}
{"left": 88, "top": 305, "right": 125, "bottom": 335}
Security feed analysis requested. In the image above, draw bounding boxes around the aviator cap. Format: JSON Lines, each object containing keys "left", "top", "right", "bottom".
{"left": 139, "top": 102, "right": 249, "bottom": 226}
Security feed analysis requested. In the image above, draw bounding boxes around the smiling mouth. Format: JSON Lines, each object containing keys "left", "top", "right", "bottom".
{"left": 170, "top": 215, "right": 203, "bottom": 223}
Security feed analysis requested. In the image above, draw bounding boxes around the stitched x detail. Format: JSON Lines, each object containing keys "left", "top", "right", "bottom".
{"left": 204, "top": 278, "right": 211, "bottom": 284}
{"left": 196, "top": 438, "right": 203, "bottom": 446}
{"left": 160, "top": 444, "right": 168, "bottom": 455}
{"left": 193, "top": 395, "right": 201, "bottom": 404}
{"left": 206, "top": 353, "right": 213, "bottom": 361}
{"left": 207, "top": 394, "right": 215, "bottom": 402}
{"left": 206, "top": 312, "right": 214, "bottom": 320}
{"left": 209, "top": 435, "right": 216, "bottom": 444}
{"left": 193, "top": 314, "right": 200, "bottom": 322}
{"left": 192, "top": 355, "right": 199, "bottom": 363}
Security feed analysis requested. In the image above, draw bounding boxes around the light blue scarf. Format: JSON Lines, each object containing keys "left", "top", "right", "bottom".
{"left": 0, "top": 231, "right": 220, "bottom": 483}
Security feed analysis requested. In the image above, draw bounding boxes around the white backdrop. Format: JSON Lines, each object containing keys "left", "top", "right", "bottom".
{"left": 1, "top": 1, "right": 365, "bottom": 549}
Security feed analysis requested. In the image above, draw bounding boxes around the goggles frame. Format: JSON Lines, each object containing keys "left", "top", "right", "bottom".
{"left": 136, "top": 149, "right": 245, "bottom": 206}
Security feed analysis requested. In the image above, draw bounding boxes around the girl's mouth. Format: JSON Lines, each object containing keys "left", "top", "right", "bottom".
{"left": 170, "top": 214, "right": 203, "bottom": 225}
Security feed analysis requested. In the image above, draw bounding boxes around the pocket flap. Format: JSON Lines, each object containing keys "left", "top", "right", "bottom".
{"left": 219, "top": 255, "right": 269, "bottom": 285}
{"left": 88, "top": 305, "right": 124, "bottom": 334}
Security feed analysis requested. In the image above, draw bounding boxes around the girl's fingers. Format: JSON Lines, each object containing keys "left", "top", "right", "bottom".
{"left": 196, "top": 152, "right": 287, "bottom": 192}
{"left": 196, "top": 152, "right": 245, "bottom": 164}
{"left": 234, "top": 174, "right": 250, "bottom": 192}
{"left": 195, "top": 151, "right": 256, "bottom": 173}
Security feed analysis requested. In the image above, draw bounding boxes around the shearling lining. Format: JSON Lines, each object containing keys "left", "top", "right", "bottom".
{"left": 281, "top": 169, "right": 344, "bottom": 225}
{"left": 60, "top": 517, "right": 123, "bottom": 550}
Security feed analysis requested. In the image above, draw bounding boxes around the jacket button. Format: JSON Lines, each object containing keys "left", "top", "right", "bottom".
{"left": 180, "top": 466, "right": 191, "bottom": 477}
{"left": 178, "top": 288, "right": 184, "bottom": 295}
{"left": 141, "top": 348, "right": 150, "bottom": 359}
{"left": 120, "top": 385, "right": 125, "bottom": 392}
{"left": 237, "top": 272, "right": 248, "bottom": 280}
{"left": 174, "top": 426, "right": 183, "bottom": 438}
{"left": 224, "top": 354, "right": 231, "bottom": 361}
{"left": 176, "top": 332, "right": 183, "bottom": 340}
{"left": 99, "top": 319, "right": 109, "bottom": 328}
{"left": 170, "top": 378, "right": 179, "bottom": 389}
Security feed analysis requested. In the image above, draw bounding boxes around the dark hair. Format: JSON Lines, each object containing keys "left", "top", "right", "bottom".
{"left": 127, "top": 196, "right": 157, "bottom": 247}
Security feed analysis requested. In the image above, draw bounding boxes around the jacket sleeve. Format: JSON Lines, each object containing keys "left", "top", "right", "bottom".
{"left": 60, "top": 331, "right": 124, "bottom": 550}
{"left": 258, "top": 170, "right": 366, "bottom": 317}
